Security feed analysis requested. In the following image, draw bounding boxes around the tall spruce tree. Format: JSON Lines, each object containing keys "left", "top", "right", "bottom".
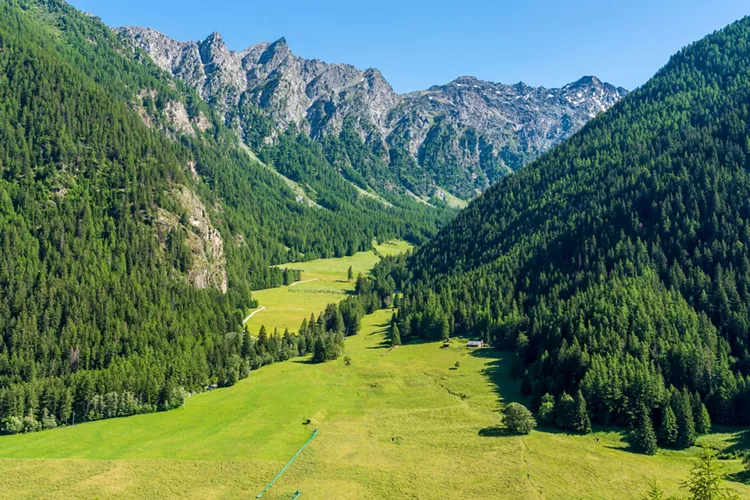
{"left": 693, "top": 394, "right": 712, "bottom": 435}
{"left": 695, "top": 403, "right": 712, "bottom": 436}
{"left": 571, "top": 390, "right": 592, "bottom": 434}
{"left": 557, "top": 392, "right": 575, "bottom": 431}
{"left": 632, "top": 404, "right": 658, "bottom": 455}
{"left": 659, "top": 405, "right": 678, "bottom": 448}
{"left": 673, "top": 388, "right": 696, "bottom": 449}
{"left": 391, "top": 322, "right": 401, "bottom": 347}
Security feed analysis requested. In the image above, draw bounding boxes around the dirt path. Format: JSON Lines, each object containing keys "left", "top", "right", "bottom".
{"left": 242, "top": 306, "right": 266, "bottom": 324}
{"left": 288, "top": 278, "right": 319, "bottom": 287}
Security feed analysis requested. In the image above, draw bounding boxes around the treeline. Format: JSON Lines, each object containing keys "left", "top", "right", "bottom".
{"left": 383, "top": 16, "right": 750, "bottom": 444}
{"left": 281, "top": 268, "right": 302, "bottom": 286}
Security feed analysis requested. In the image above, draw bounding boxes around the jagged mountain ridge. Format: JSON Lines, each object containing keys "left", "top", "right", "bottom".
{"left": 116, "top": 27, "right": 628, "bottom": 198}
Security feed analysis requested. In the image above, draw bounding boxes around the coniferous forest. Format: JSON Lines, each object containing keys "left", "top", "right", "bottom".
{"left": 389, "top": 16, "right": 750, "bottom": 443}
{"left": 0, "top": 0, "right": 448, "bottom": 431}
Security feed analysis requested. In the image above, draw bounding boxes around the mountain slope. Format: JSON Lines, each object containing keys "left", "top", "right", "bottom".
{"left": 116, "top": 27, "right": 627, "bottom": 198}
{"left": 0, "top": 0, "right": 446, "bottom": 432}
{"left": 393, "top": 16, "right": 750, "bottom": 429}
{"left": 0, "top": 0, "right": 246, "bottom": 426}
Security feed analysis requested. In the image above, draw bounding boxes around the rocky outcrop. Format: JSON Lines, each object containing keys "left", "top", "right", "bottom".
{"left": 164, "top": 100, "right": 195, "bottom": 137}
{"left": 155, "top": 186, "right": 227, "bottom": 293}
{"left": 175, "top": 187, "right": 227, "bottom": 293}
{"left": 117, "top": 27, "right": 627, "bottom": 197}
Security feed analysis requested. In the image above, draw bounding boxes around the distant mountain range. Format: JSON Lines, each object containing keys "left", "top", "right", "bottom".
{"left": 116, "top": 27, "right": 628, "bottom": 198}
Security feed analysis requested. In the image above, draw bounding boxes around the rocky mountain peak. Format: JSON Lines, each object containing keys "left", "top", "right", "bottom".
{"left": 118, "top": 26, "right": 628, "bottom": 198}
{"left": 199, "top": 32, "right": 232, "bottom": 67}
{"left": 256, "top": 37, "right": 292, "bottom": 68}
{"left": 204, "top": 31, "right": 223, "bottom": 44}
{"left": 570, "top": 75, "right": 601, "bottom": 86}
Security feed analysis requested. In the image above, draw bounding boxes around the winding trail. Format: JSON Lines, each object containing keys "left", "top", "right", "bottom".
{"left": 241, "top": 279, "right": 318, "bottom": 326}
{"left": 288, "top": 278, "right": 319, "bottom": 287}
{"left": 242, "top": 306, "right": 267, "bottom": 324}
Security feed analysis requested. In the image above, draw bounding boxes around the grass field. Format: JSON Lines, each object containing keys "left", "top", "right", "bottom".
{"left": 244, "top": 240, "right": 412, "bottom": 334}
{"left": 1, "top": 242, "right": 749, "bottom": 499}
{"left": 436, "top": 186, "right": 469, "bottom": 209}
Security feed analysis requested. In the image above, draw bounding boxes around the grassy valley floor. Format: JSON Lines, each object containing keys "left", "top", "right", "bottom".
{"left": 0, "top": 243, "right": 748, "bottom": 499}
{"left": 244, "top": 240, "right": 412, "bottom": 334}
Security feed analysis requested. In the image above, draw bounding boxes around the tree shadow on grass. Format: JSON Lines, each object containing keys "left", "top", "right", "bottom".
{"left": 479, "top": 426, "right": 536, "bottom": 438}
{"left": 718, "top": 427, "right": 750, "bottom": 457}
{"left": 717, "top": 427, "right": 750, "bottom": 485}
{"left": 468, "top": 348, "right": 525, "bottom": 408}
{"left": 729, "top": 470, "right": 750, "bottom": 485}
{"left": 478, "top": 426, "right": 510, "bottom": 437}
{"left": 366, "top": 322, "right": 391, "bottom": 349}
{"left": 366, "top": 335, "right": 437, "bottom": 350}
{"left": 291, "top": 358, "right": 316, "bottom": 365}
{"left": 367, "top": 339, "right": 392, "bottom": 350}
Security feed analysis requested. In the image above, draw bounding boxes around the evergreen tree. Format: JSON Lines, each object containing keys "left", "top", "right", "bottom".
{"left": 642, "top": 478, "right": 667, "bottom": 500}
{"left": 312, "top": 338, "right": 326, "bottom": 363}
{"left": 631, "top": 404, "right": 658, "bottom": 455}
{"left": 557, "top": 392, "right": 575, "bottom": 430}
{"left": 673, "top": 388, "right": 696, "bottom": 449}
{"left": 333, "top": 308, "right": 345, "bottom": 335}
{"left": 659, "top": 405, "right": 678, "bottom": 448}
{"left": 242, "top": 330, "right": 254, "bottom": 358}
{"left": 258, "top": 325, "right": 268, "bottom": 342}
{"left": 440, "top": 315, "right": 450, "bottom": 341}
{"left": 681, "top": 449, "right": 739, "bottom": 500}
{"left": 693, "top": 395, "right": 711, "bottom": 435}
{"left": 571, "top": 390, "right": 592, "bottom": 434}
{"left": 391, "top": 322, "right": 401, "bottom": 346}
{"left": 348, "top": 266, "right": 354, "bottom": 282}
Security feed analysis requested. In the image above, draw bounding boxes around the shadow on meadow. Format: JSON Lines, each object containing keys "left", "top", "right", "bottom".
{"left": 719, "top": 427, "right": 750, "bottom": 457}
{"left": 366, "top": 321, "right": 392, "bottom": 349}
{"left": 719, "top": 427, "right": 750, "bottom": 484}
{"left": 291, "top": 358, "right": 317, "bottom": 365}
{"left": 469, "top": 348, "right": 525, "bottom": 408}
{"left": 729, "top": 470, "right": 750, "bottom": 485}
{"left": 478, "top": 426, "right": 511, "bottom": 437}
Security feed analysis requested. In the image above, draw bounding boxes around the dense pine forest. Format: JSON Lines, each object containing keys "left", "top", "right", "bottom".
{"left": 390, "top": 17, "right": 750, "bottom": 444}
{"left": 0, "top": 0, "right": 448, "bottom": 432}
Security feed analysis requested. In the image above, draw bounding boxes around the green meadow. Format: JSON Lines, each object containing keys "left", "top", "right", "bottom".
{"left": 244, "top": 240, "right": 412, "bottom": 334}
{"left": 0, "top": 242, "right": 748, "bottom": 499}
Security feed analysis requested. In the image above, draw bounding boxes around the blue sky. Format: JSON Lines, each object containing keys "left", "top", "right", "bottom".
{"left": 70, "top": 0, "right": 749, "bottom": 94}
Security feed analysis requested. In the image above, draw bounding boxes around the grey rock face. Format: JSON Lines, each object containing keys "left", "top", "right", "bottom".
{"left": 116, "top": 26, "right": 627, "bottom": 197}
{"left": 392, "top": 76, "right": 628, "bottom": 192}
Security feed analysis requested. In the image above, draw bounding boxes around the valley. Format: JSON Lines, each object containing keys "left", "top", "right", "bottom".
{"left": 244, "top": 240, "right": 412, "bottom": 334}
{"left": 1, "top": 1, "right": 750, "bottom": 498}
{"left": 1, "top": 249, "right": 748, "bottom": 499}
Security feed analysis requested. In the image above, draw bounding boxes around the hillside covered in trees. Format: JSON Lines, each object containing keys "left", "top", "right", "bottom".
{"left": 391, "top": 17, "right": 750, "bottom": 436}
{"left": 0, "top": 0, "right": 448, "bottom": 431}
